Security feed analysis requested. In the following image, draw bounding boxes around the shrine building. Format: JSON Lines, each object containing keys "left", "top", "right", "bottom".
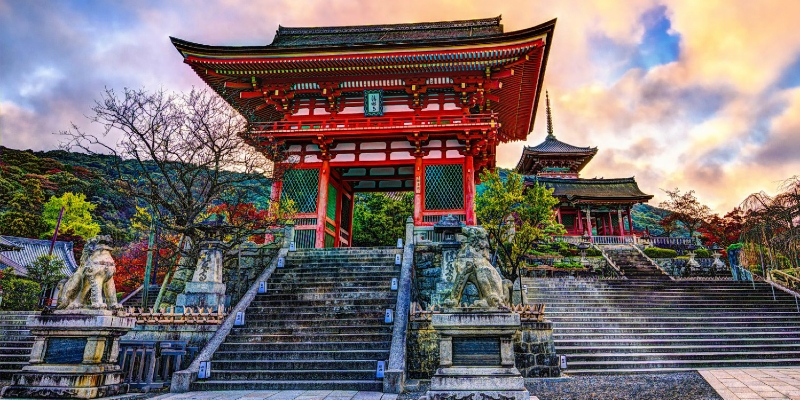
{"left": 171, "top": 16, "right": 555, "bottom": 248}
{"left": 516, "top": 93, "right": 653, "bottom": 237}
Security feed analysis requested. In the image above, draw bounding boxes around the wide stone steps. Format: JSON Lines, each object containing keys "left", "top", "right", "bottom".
{"left": 195, "top": 379, "right": 382, "bottom": 391}
{"left": 192, "top": 247, "right": 399, "bottom": 392}
{"left": 0, "top": 312, "right": 36, "bottom": 381}
{"left": 212, "top": 350, "right": 389, "bottom": 361}
{"left": 525, "top": 277, "right": 800, "bottom": 373}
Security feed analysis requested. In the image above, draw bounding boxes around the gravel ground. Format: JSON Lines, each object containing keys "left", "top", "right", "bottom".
{"left": 400, "top": 372, "right": 722, "bottom": 400}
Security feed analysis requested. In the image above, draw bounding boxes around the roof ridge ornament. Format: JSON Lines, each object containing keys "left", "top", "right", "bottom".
{"left": 545, "top": 90, "right": 555, "bottom": 140}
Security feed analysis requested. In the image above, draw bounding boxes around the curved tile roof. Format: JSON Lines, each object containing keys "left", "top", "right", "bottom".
{"left": 524, "top": 136, "right": 597, "bottom": 154}
{"left": 271, "top": 17, "right": 504, "bottom": 48}
{"left": 0, "top": 236, "right": 79, "bottom": 277}
{"left": 525, "top": 176, "right": 653, "bottom": 203}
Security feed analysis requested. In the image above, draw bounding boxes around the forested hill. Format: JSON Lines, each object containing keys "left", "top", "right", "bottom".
{"left": 0, "top": 146, "right": 271, "bottom": 243}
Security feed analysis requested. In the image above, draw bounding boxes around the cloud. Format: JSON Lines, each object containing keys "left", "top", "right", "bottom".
{"left": 2, "top": 0, "right": 799, "bottom": 215}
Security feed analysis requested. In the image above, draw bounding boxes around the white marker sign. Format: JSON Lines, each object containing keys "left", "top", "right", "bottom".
{"left": 385, "top": 309, "right": 394, "bottom": 323}
{"left": 391, "top": 278, "right": 398, "bottom": 291}
{"left": 376, "top": 361, "right": 385, "bottom": 378}
{"left": 234, "top": 311, "right": 245, "bottom": 326}
{"left": 258, "top": 281, "right": 267, "bottom": 294}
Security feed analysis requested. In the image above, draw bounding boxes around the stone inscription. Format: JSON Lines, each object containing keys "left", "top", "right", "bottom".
{"left": 44, "top": 337, "right": 87, "bottom": 364}
{"left": 452, "top": 337, "right": 501, "bottom": 366}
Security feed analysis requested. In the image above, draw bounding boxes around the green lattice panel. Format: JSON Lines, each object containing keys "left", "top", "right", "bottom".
{"left": 282, "top": 169, "right": 320, "bottom": 214}
{"left": 326, "top": 183, "right": 338, "bottom": 222}
{"left": 425, "top": 164, "right": 464, "bottom": 210}
{"left": 324, "top": 233, "right": 335, "bottom": 248}
{"left": 294, "top": 229, "right": 316, "bottom": 249}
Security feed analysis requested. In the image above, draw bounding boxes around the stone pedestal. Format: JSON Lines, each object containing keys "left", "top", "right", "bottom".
{"left": 176, "top": 240, "right": 227, "bottom": 308}
{"left": 1, "top": 311, "right": 135, "bottom": 399}
{"left": 422, "top": 310, "right": 534, "bottom": 400}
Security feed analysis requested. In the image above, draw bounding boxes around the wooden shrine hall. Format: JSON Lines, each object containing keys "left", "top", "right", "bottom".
{"left": 516, "top": 93, "right": 653, "bottom": 237}
{"left": 172, "top": 16, "right": 555, "bottom": 248}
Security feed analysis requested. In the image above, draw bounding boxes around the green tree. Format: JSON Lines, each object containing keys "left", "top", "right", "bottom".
{"left": 0, "top": 271, "right": 41, "bottom": 311}
{"left": 42, "top": 192, "right": 101, "bottom": 239}
{"left": 476, "top": 170, "right": 564, "bottom": 301}
{"left": 351, "top": 192, "right": 413, "bottom": 247}
{"left": 0, "top": 178, "right": 48, "bottom": 238}
{"left": 26, "top": 254, "right": 66, "bottom": 305}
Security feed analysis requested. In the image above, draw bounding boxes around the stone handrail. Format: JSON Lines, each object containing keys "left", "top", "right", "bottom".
{"left": 770, "top": 269, "right": 800, "bottom": 291}
{"left": 169, "top": 225, "right": 293, "bottom": 393}
{"left": 384, "top": 217, "right": 414, "bottom": 394}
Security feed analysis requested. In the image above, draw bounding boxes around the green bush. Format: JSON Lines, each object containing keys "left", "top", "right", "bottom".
{"left": 0, "top": 275, "right": 41, "bottom": 311}
{"left": 586, "top": 248, "right": 603, "bottom": 257}
{"left": 694, "top": 248, "right": 712, "bottom": 258}
{"left": 644, "top": 247, "right": 678, "bottom": 258}
{"left": 727, "top": 243, "right": 743, "bottom": 252}
{"left": 553, "top": 261, "right": 584, "bottom": 269}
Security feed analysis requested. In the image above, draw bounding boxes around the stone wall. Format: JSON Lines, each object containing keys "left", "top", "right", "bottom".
{"left": 407, "top": 320, "right": 440, "bottom": 379}
{"left": 121, "top": 323, "right": 217, "bottom": 350}
{"left": 413, "top": 243, "right": 442, "bottom": 307}
{"left": 513, "top": 321, "right": 560, "bottom": 378}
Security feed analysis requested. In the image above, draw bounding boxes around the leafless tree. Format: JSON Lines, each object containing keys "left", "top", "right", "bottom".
{"left": 739, "top": 177, "right": 800, "bottom": 271}
{"left": 61, "top": 87, "right": 290, "bottom": 305}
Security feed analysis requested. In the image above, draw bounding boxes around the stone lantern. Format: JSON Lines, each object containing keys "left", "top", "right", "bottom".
{"left": 711, "top": 242, "right": 726, "bottom": 274}
{"left": 433, "top": 214, "right": 464, "bottom": 246}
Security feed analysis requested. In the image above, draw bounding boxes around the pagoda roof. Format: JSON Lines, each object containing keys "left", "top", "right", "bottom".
{"left": 525, "top": 135, "right": 597, "bottom": 154}
{"left": 170, "top": 17, "right": 556, "bottom": 143}
{"left": 270, "top": 17, "right": 504, "bottom": 48}
{"left": 525, "top": 176, "right": 653, "bottom": 204}
{"left": 0, "top": 235, "right": 79, "bottom": 277}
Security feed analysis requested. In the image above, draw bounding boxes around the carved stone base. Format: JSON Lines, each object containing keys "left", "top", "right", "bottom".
{"left": 0, "top": 313, "right": 134, "bottom": 399}
{"left": 422, "top": 312, "right": 535, "bottom": 400}
{"left": 176, "top": 281, "right": 226, "bottom": 308}
{"left": 1, "top": 370, "right": 127, "bottom": 399}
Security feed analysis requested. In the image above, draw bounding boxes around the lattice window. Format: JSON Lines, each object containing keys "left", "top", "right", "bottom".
{"left": 281, "top": 169, "right": 320, "bottom": 214}
{"left": 340, "top": 195, "right": 352, "bottom": 232}
{"left": 324, "top": 233, "right": 335, "bottom": 248}
{"left": 425, "top": 164, "right": 464, "bottom": 210}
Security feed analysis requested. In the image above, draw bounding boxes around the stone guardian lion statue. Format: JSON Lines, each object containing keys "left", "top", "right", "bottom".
{"left": 57, "top": 235, "right": 122, "bottom": 311}
{"left": 444, "top": 226, "right": 513, "bottom": 308}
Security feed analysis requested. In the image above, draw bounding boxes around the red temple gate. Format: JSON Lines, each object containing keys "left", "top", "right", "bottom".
{"left": 172, "top": 16, "right": 555, "bottom": 248}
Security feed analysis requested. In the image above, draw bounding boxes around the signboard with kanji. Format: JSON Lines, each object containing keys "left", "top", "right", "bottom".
{"left": 364, "top": 89, "right": 384, "bottom": 116}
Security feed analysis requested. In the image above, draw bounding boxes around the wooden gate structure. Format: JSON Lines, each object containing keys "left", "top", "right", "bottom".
{"left": 172, "top": 16, "right": 555, "bottom": 247}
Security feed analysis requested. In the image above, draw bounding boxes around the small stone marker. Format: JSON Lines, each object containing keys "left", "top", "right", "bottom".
{"left": 277, "top": 257, "right": 285, "bottom": 268}
{"left": 198, "top": 361, "right": 211, "bottom": 379}
{"left": 289, "top": 241, "right": 296, "bottom": 252}
{"left": 391, "top": 278, "right": 398, "bottom": 291}
{"left": 560, "top": 354, "right": 568, "bottom": 369}
{"left": 376, "top": 360, "right": 385, "bottom": 378}
{"left": 385, "top": 309, "right": 394, "bottom": 323}
{"left": 397, "top": 238, "right": 403, "bottom": 248}
{"left": 523, "top": 284, "right": 528, "bottom": 294}
{"left": 258, "top": 281, "right": 267, "bottom": 294}
{"left": 395, "top": 254, "right": 401, "bottom": 265}
{"left": 234, "top": 311, "right": 245, "bottom": 326}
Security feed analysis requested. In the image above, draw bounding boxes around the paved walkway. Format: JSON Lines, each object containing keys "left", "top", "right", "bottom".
{"left": 700, "top": 368, "right": 800, "bottom": 399}
{"left": 151, "top": 391, "right": 398, "bottom": 400}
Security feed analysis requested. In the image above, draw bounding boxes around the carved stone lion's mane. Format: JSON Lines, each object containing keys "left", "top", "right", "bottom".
{"left": 57, "top": 235, "right": 122, "bottom": 311}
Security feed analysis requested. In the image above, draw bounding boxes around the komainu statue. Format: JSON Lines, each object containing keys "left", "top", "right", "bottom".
{"left": 444, "top": 226, "right": 513, "bottom": 308}
{"left": 57, "top": 235, "right": 122, "bottom": 311}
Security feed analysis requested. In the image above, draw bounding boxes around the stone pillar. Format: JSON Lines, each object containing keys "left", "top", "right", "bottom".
{"left": 315, "top": 159, "right": 331, "bottom": 248}
{"left": 176, "top": 240, "right": 227, "bottom": 309}
{"left": 585, "top": 206, "right": 593, "bottom": 238}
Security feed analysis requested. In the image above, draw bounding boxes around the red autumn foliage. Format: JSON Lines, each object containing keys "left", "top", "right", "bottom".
{"left": 208, "top": 202, "right": 273, "bottom": 244}
{"left": 113, "top": 238, "right": 172, "bottom": 295}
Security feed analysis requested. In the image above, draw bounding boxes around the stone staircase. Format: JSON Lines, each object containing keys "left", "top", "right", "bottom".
{"left": 119, "top": 286, "right": 160, "bottom": 308}
{"left": 192, "top": 247, "right": 401, "bottom": 391}
{"left": 525, "top": 277, "right": 800, "bottom": 374}
{"left": 0, "top": 311, "right": 37, "bottom": 381}
{"left": 601, "top": 245, "right": 670, "bottom": 280}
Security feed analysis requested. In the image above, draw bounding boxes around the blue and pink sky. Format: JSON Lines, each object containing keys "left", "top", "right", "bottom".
{"left": 1, "top": 0, "right": 799, "bottom": 214}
